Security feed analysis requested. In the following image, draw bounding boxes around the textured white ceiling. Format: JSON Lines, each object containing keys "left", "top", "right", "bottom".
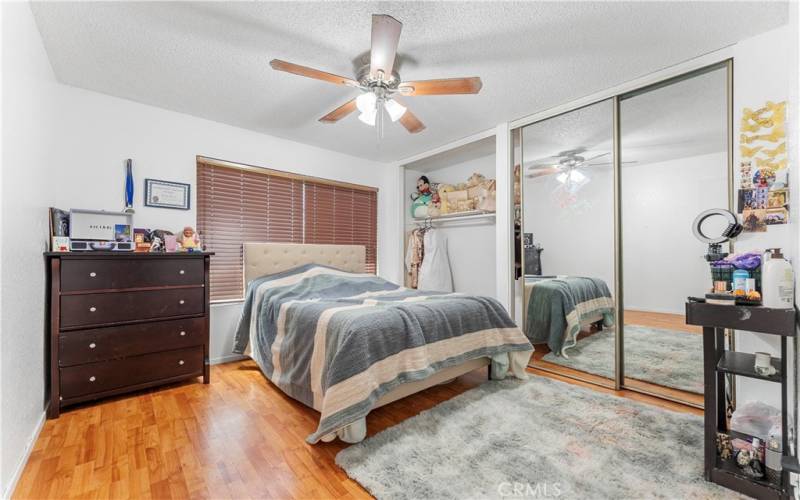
{"left": 522, "top": 65, "right": 728, "bottom": 169}
{"left": 30, "top": 1, "right": 787, "bottom": 162}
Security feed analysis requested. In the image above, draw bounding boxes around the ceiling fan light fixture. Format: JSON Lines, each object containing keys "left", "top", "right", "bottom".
{"left": 358, "top": 108, "right": 377, "bottom": 126}
{"left": 384, "top": 99, "right": 407, "bottom": 122}
{"left": 556, "top": 170, "right": 587, "bottom": 184}
{"left": 356, "top": 92, "right": 378, "bottom": 114}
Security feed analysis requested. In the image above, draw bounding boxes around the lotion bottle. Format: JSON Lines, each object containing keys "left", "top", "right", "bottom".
{"left": 761, "top": 248, "right": 794, "bottom": 309}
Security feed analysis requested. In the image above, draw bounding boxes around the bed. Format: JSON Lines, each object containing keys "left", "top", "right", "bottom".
{"left": 233, "top": 242, "right": 533, "bottom": 444}
{"left": 523, "top": 275, "right": 615, "bottom": 357}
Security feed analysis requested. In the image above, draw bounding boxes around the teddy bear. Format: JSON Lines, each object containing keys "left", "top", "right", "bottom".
{"left": 437, "top": 184, "right": 455, "bottom": 214}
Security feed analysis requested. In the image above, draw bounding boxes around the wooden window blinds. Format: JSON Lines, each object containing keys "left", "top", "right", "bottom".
{"left": 197, "top": 159, "right": 378, "bottom": 301}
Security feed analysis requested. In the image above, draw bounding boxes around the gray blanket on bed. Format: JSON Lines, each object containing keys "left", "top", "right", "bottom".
{"left": 525, "top": 276, "right": 614, "bottom": 355}
{"left": 233, "top": 264, "right": 532, "bottom": 443}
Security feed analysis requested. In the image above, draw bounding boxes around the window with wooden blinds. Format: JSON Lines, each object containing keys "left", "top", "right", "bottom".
{"left": 304, "top": 182, "right": 378, "bottom": 273}
{"left": 197, "top": 163, "right": 304, "bottom": 301}
{"left": 197, "top": 158, "right": 378, "bottom": 301}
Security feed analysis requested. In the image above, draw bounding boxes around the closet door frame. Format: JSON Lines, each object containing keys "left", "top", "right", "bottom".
{"left": 516, "top": 59, "right": 734, "bottom": 406}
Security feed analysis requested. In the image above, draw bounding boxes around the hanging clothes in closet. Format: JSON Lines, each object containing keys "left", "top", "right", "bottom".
{"left": 405, "top": 225, "right": 453, "bottom": 292}
{"left": 405, "top": 228, "right": 425, "bottom": 289}
{"left": 418, "top": 228, "right": 453, "bottom": 292}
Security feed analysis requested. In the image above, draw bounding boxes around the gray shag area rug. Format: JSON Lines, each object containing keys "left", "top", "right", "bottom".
{"left": 542, "top": 325, "right": 703, "bottom": 394}
{"left": 337, "top": 376, "right": 735, "bottom": 500}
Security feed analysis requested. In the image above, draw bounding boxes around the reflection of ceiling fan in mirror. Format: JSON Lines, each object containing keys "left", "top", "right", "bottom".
{"left": 525, "top": 148, "right": 638, "bottom": 200}
{"left": 269, "top": 14, "right": 483, "bottom": 136}
{"left": 525, "top": 148, "right": 636, "bottom": 181}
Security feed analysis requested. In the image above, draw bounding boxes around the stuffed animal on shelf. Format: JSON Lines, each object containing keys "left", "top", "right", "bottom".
{"left": 178, "top": 226, "right": 201, "bottom": 251}
{"left": 467, "top": 172, "right": 487, "bottom": 188}
{"left": 476, "top": 179, "right": 497, "bottom": 211}
{"left": 410, "top": 175, "right": 435, "bottom": 218}
{"left": 437, "top": 184, "right": 455, "bottom": 214}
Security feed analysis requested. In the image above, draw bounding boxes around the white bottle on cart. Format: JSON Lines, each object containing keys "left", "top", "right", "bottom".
{"left": 761, "top": 248, "right": 794, "bottom": 309}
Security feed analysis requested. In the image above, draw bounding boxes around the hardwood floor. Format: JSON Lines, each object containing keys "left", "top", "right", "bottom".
{"left": 624, "top": 309, "right": 701, "bottom": 334}
{"left": 529, "top": 310, "right": 704, "bottom": 406}
{"left": 13, "top": 360, "right": 699, "bottom": 500}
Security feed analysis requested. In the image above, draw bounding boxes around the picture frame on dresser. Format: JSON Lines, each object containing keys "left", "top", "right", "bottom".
{"left": 44, "top": 251, "right": 213, "bottom": 418}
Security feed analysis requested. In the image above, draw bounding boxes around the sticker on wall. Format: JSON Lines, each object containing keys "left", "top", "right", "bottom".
{"left": 737, "top": 188, "right": 755, "bottom": 213}
{"left": 742, "top": 208, "right": 767, "bottom": 233}
{"left": 768, "top": 189, "right": 787, "bottom": 209}
{"left": 766, "top": 208, "right": 789, "bottom": 226}
{"left": 739, "top": 100, "right": 788, "bottom": 230}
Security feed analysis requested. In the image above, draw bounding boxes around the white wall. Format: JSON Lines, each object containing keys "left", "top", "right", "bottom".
{"left": 404, "top": 154, "right": 497, "bottom": 297}
{"left": 0, "top": 3, "right": 396, "bottom": 495}
{"left": 523, "top": 165, "right": 615, "bottom": 289}
{"left": 730, "top": 25, "right": 797, "bottom": 410}
{"left": 622, "top": 152, "right": 728, "bottom": 314}
{"left": 1, "top": 3, "right": 62, "bottom": 495}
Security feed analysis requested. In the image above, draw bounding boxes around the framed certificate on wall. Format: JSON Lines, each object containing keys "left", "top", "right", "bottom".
{"left": 144, "top": 179, "right": 190, "bottom": 210}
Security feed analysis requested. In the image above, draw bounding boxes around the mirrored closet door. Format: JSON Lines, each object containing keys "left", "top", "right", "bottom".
{"left": 619, "top": 65, "right": 729, "bottom": 405}
{"left": 515, "top": 62, "right": 731, "bottom": 404}
{"left": 519, "top": 99, "right": 616, "bottom": 387}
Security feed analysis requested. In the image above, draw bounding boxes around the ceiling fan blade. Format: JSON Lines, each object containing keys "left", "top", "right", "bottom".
{"left": 397, "top": 103, "right": 425, "bottom": 134}
{"left": 526, "top": 161, "right": 560, "bottom": 169}
{"left": 370, "top": 15, "right": 402, "bottom": 79}
{"left": 525, "top": 166, "right": 561, "bottom": 178}
{"left": 319, "top": 98, "right": 357, "bottom": 123}
{"left": 398, "top": 77, "right": 483, "bottom": 96}
{"left": 584, "top": 160, "right": 638, "bottom": 166}
{"left": 581, "top": 152, "right": 610, "bottom": 163}
{"left": 270, "top": 59, "right": 358, "bottom": 87}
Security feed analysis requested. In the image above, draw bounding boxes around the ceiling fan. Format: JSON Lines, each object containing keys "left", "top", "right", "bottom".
{"left": 269, "top": 14, "right": 483, "bottom": 135}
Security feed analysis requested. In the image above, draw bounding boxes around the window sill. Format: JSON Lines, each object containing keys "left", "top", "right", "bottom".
{"left": 211, "top": 299, "right": 245, "bottom": 307}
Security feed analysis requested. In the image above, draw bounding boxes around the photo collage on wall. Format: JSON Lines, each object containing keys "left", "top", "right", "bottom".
{"left": 738, "top": 100, "right": 788, "bottom": 233}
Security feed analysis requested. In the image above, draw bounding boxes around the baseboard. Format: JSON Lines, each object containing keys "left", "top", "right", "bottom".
{"left": 2, "top": 407, "right": 47, "bottom": 499}
{"left": 210, "top": 353, "right": 247, "bottom": 365}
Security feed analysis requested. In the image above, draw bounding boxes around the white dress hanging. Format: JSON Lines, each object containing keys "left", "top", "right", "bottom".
{"left": 418, "top": 229, "right": 453, "bottom": 292}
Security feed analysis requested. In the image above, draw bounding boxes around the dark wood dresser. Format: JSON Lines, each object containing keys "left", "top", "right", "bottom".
{"left": 45, "top": 252, "right": 213, "bottom": 418}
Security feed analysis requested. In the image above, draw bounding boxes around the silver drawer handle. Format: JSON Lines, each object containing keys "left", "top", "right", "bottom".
{"left": 89, "top": 342, "right": 96, "bottom": 349}
{"left": 178, "top": 360, "right": 185, "bottom": 366}
{"left": 179, "top": 300, "right": 185, "bottom": 305}
{"left": 89, "top": 272, "right": 97, "bottom": 278}
{"left": 89, "top": 376, "right": 96, "bottom": 382}
{"left": 89, "top": 306, "right": 97, "bottom": 312}
{"left": 179, "top": 270, "right": 185, "bottom": 275}
{"left": 180, "top": 331, "right": 186, "bottom": 336}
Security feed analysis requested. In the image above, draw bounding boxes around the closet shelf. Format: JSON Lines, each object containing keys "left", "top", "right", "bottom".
{"left": 408, "top": 210, "right": 496, "bottom": 225}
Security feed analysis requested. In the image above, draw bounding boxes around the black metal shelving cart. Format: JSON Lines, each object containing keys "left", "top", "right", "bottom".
{"left": 686, "top": 301, "right": 796, "bottom": 499}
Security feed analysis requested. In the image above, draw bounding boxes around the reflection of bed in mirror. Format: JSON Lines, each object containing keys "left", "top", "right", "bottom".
{"left": 523, "top": 275, "right": 615, "bottom": 356}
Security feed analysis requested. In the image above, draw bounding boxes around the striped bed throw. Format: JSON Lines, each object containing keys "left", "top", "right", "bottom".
{"left": 233, "top": 264, "right": 533, "bottom": 443}
{"left": 524, "top": 276, "right": 615, "bottom": 356}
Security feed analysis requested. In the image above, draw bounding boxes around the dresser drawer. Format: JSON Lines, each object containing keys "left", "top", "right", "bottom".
{"left": 60, "top": 287, "right": 205, "bottom": 328}
{"left": 59, "top": 317, "right": 205, "bottom": 367}
{"left": 60, "top": 346, "right": 204, "bottom": 400}
{"left": 60, "top": 258, "right": 204, "bottom": 292}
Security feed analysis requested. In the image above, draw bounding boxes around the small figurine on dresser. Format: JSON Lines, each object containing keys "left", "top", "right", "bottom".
{"left": 178, "top": 226, "right": 202, "bottom": 251}
{"left": 147, "top": 229, "right": 173, "bottom": 252}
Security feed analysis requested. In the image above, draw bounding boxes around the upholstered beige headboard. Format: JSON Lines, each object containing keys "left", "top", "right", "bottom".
{"left": 242, "top": 242, "right": 366, "bottom": 289}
